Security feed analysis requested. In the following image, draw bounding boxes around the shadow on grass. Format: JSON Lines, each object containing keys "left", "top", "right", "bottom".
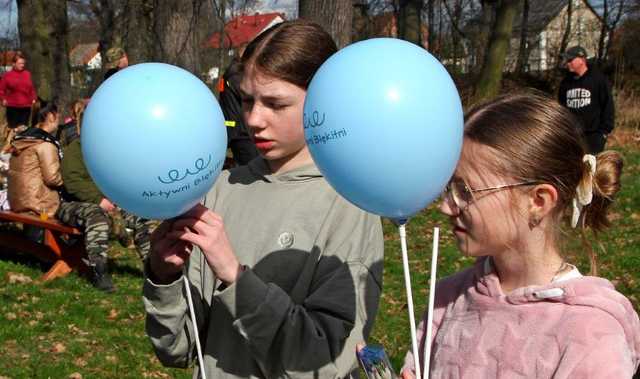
{"left": 0, "top": 247, "right": 51, "bottom": 273}
{"left": 109, "top": 260, "right": 144, "bottom": 278}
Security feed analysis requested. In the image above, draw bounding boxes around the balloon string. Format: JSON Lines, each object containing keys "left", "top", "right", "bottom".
{"left": 183, "top": 271, "right": 207, "bottom": 379}
{"left": 423, "top": 227, "right": 439, "bottom": 379}
{"left": 399, "top": 224, "right": 421, "bottom": 379}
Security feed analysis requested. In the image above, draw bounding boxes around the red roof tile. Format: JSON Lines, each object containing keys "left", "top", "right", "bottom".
{"left": 208, "top": 12, "right": 285, "bottom": 49}
{"left": 69, "top": 43, "right": 99, "bottom": 67}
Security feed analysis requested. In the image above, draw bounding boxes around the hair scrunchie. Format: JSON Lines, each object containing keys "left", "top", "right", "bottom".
{"left": 571, "top": 154, "right": 597, "bottom": 228}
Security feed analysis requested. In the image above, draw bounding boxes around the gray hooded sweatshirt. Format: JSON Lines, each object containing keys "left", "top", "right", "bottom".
{"left": 143, "top": 158, "right": 384, "bottom": 378}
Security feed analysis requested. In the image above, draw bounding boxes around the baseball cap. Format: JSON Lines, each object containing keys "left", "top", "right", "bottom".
{"left": 562, "top": 46, "right": 587, "bottom": 64}
{"left": 104, "top": 47, "right": 126, "bottom": 69}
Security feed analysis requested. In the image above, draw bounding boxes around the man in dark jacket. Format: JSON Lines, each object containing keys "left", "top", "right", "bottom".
{"left": 219, "top": 59, "right": 258, "bottom": 166}
{"left": 102, "top": 47, "right": 128, "bottom": 82}
{"left": 558, "top": 46, "right": 615, "bottom": 153}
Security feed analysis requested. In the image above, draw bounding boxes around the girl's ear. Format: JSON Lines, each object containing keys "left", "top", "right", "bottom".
{"left": 528, "top": 183, "right": 559, "bottom": 222}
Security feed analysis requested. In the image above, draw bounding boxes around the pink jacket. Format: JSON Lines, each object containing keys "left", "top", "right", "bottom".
{"left": 403, "top": 257, "right": 640, "bottom": 378}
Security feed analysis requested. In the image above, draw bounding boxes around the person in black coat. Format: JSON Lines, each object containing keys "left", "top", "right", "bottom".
{"left": 558, "top": 46, "right": 615, "bottom": 154}
{"left": 219, "top": 58, "right": 259, "bottom": 166}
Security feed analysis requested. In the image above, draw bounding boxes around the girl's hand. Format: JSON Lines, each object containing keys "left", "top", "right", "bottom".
{"left": 148, "top": 219, "right": 192, "bottom": 284}
{"left": 169, "top": 204, "right": 241, "bottom": 284}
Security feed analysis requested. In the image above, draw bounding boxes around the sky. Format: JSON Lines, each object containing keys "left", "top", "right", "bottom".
{"left": 0, "top": 0, "right": 17, "bottom": 40}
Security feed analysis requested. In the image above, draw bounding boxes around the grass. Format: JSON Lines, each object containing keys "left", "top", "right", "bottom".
{"left": 1, "top": 142, "right": 639, "bottom": 378}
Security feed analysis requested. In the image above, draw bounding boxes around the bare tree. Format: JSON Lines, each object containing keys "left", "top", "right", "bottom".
{"left": 426, "top": 0, "right": 436, "bottom": 52}
{"left": 152, "top": 0, "right": 211, "bottom": 73}
{"left": 442, "top": 0, "right": 471, "bottom": 71}
{"left": 599, "top": 0, "right": 626, "bottom": 62}
{"left": 474, "top": 0, "right": 497, "bottom": 73}
{"left": 473, "top": 0, "right": 519, "bottom": 102}
{"left": 88, "top": 0, "right": 121, "bottom": 55}
{"left": 17, "top": 0, "right": 72, "bottom": 108}
{"left": 122, "top": 0, "right": 154, "bottom": 64}
{"left": 299, "top": 0, "right": 353, "bottom": 48}
{"left": 398, "top": 0, "right": 422, "bottom": 45}
{"left": 515, "top": 0, "right": 530, "bottom": 73}
{"left": 559, "top": 0, "right": 572, "bottom": 61}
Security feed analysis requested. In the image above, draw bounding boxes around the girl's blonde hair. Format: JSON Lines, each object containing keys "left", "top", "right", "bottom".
{"left": 71, "top": 99, "right": 86, "bottom": 135}
{"left": 464, "top": 93, "right": 623, "bottom": 274}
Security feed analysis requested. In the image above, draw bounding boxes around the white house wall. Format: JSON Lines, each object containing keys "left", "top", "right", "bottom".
{"left": 505, "top": 0, "right": 601, "bottom": 72}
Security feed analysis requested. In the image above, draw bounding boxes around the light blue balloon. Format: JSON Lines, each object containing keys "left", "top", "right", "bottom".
{"left": 304, "top": 38, "right": 463, "bottom": 221}
{"left": 82, "top": 63, "right": 227, "bottom": 220}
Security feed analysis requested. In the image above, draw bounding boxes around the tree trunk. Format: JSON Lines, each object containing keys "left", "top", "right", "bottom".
{"left": 398, "top": 0, "right": 422, "bottom": 45}
{"left": 122, "top": 0, "right": 154, "bottom": 64}
{"left": 427, "top": 0, "right": 435, "bottom": 52}
{"left": 473, "top": 0, "right": 519, "bottom": 102}
{"left": 559, "top": 0, "right": 572, "bottom": 64}
{"left": 475, "top": 0, "right": 497, "bottom": 74}
{"left": 299, "top": 0, "right": 352, "bottom": 48}
{"left": 603, "top": 0, "right": 626, "bottom": 61}
{"left": 89, "top": 0, "right": 118, "bottom": 56}
{"left": 152, "top": 0, "right": 207, "bottom": 73}
{"left": 352, "top": 2, "right": 370, "bottom": 42}
{"left": 17, "top": 0, "right": 71, "bottom": 109}
{"left": 516, "top": 0, "right": 530, "bottom": 73}
{"left": 598, "top": 0, "right": 610, "bottom": 62}
{"left": 451, "top": 1, "right": 461, "bottom": 69}
{"left": 437, "top": 0, "right": 444, "bottom": 56}
{"left": 214, "top": 0, "right": 227, "bottom": 88}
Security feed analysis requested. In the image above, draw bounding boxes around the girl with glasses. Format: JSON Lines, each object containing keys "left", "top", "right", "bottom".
{"left": 401, "top": 94, "right": 639, "bottom": 378}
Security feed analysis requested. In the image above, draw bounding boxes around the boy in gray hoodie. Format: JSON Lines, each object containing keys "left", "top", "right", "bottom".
{"left": 143, "top": 20, "right": 384, "bottom": 379}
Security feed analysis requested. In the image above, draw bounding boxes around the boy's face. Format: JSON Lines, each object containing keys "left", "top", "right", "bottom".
{"left": 239, "top": 68, "right": 310, "bottom": 173}
{"left": 566, "top": 57, "right": 586, "bottom": 74}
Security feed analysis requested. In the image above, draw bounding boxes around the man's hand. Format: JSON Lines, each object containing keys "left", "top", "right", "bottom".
{"left": 99, "top": 198, "right": 116, "bottom": 212}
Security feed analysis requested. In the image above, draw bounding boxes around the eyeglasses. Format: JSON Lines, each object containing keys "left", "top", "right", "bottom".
{"left": 444, "top": 178, "right": 539, "bottom": 211}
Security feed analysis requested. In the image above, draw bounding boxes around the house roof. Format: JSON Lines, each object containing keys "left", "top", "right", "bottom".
{"left": 69, "top": 42, "right": 99, "bottom": 67}
{"left": 208, "top": 12, "right": 285, "bottom": 49}
{"left": 521, "top": 0, "right": 568, "bottom": 33}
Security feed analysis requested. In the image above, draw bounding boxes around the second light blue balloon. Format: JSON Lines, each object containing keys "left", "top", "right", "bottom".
{"left": 304, "top": 38, "right": 464, "bottom": 220}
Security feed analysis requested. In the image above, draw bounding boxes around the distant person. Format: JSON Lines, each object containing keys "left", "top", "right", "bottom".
{"left": 7, "top": 101, "right": 62, "bottom": 218}
{"left": 57, "top": 110, "right": 156, "bottom": 292}
{"left": 103, "top": 47, "right": 129, "bottom": 82}
{"left": 219, "top": 58, "right": 259, "bottom": 166}
{"left": 558, "top": 46, "right": 614, "bottom": 154}
{"left": 0, "top": 51, "right": 37, "bottom": 130}
{"left": 56, "top": 99, "right": 85, "bottom": 147}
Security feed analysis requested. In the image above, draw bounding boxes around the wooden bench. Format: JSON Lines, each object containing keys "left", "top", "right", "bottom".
{"left": 0, "top": 210, "right": 88, "bottom": 281}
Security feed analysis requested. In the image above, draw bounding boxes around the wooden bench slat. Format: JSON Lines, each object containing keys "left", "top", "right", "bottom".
{"left": 0, "top": 211, "right": 81, "bottom": 235}
{"left": 0, "top": 210, "right": 87, "bottom": 281}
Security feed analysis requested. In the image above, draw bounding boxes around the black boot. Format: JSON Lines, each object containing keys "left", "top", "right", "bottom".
{"left": 91, "top": 257, "right": 115, "bottom": 293}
